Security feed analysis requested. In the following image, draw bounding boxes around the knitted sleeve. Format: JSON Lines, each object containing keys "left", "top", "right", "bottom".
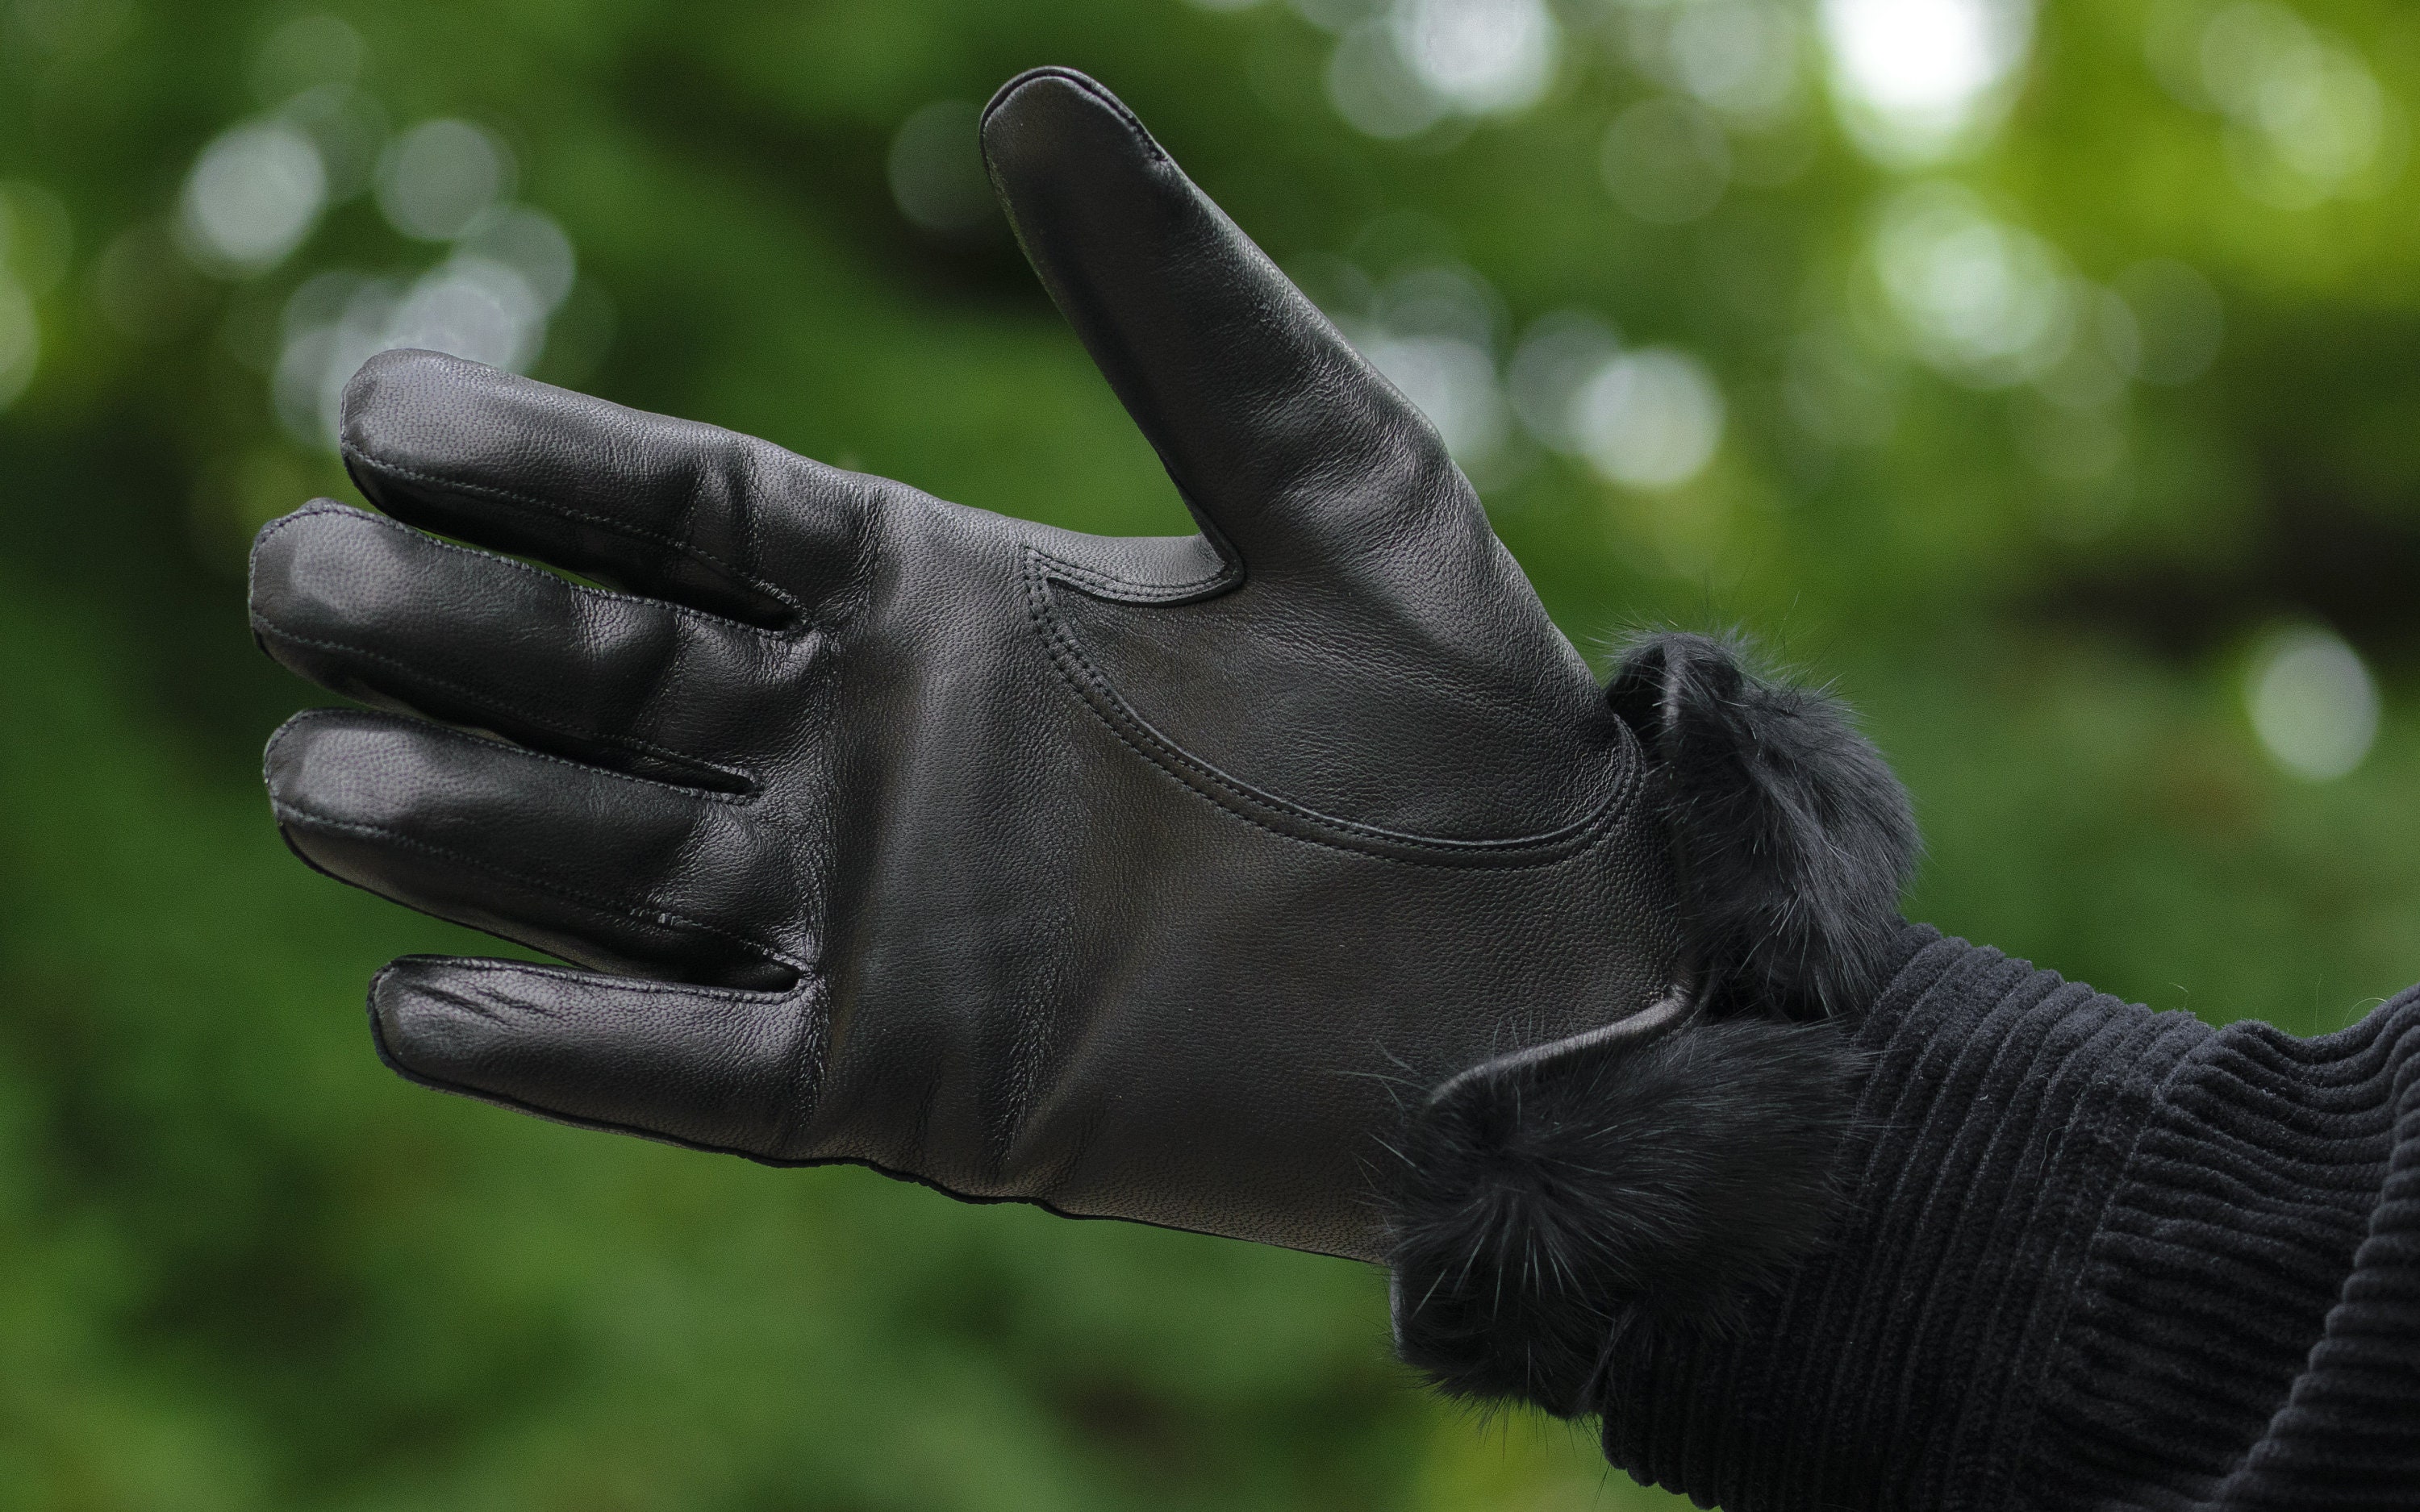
{"left": 1391, "top": 631, "right": 2418, "bottom": 1508}
{"left": 1561, "top": 924, "right": 2420, "bottom": 1510}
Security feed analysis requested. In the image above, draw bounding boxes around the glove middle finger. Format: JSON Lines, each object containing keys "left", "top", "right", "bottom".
{"left": 250, "top": 502, "right": 806, "bottom": 792}
{"left": 340, "top": 348, "right": 870, "bottom": 629}
{"left": 265, "top": 709, "right": 809, "bottom": 990}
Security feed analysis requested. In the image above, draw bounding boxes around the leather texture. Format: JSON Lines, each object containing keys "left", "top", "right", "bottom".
{"left": 248, "top": 67, "right": 1685, "bottom": 1262}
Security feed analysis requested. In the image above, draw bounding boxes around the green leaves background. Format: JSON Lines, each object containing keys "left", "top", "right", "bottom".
{"left": 5, "top": 1, "right": 2419, "bottom": 1506}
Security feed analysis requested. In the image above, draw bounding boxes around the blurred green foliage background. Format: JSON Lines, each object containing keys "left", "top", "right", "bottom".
{"left": 5, "top": 0, "right": 2420, "bottom": 1506}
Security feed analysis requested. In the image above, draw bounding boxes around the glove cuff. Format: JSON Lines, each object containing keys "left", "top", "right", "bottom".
{"left": 1387, "top": 1002, "right": 1871, "bottom": 1415}
{"left": 1389, "top": 631, "right": 1918, "bottom": 1413}
{"left": 1607, "top": 629, "right": 1919, "bottom": 1023}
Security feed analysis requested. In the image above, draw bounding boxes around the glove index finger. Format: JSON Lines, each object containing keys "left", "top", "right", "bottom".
{"left": 371, "top": 956, "right": 817, "bottom": 1160}
{"left": 981, "top": 68, "right": 1467, "bottom": 581}
{"left": 340, "top": 349, "right": 871, "bottom": 630}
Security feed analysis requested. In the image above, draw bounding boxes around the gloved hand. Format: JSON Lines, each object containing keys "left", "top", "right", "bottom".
{"left": 248, "top": 69, "right": 1908, "bottom": 1273}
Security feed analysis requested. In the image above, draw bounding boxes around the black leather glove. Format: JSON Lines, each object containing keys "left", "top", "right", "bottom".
{"left": 248, "top": 69, "right": 1910, "bottom": 1275}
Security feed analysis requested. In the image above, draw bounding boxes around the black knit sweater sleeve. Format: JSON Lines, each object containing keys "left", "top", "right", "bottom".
{"left": 1390, "top": 634, "right": 2417, "bottom": 1508}
{"left": 1580, "top": 924, "right": 2420, "bottom": 1511}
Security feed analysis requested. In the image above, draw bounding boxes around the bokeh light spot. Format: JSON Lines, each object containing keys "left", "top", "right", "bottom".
{"left": 1820, "top": 0, "right": 2034, "bottom": 161}
{"left": 1391, "top": 0, "right": 1557, "bottom": 115}
{"left": 1508, "top": 310, "right": 1621, "bottom": 455}
{"left": 2247, "top": 627, "right": 2379, "bottom": 782}
{"left": 2207, "top": 4, "right": 2390, "bottom": 206}
{"left": 2152, "top": 2, "right": 2397, "bottom": 207}
{"left": 377, "top": 119, "right": 513, "bottom": 242}
{"left": 1365, "top": 333, "right": 1508, "bottom": 469}
{"left": 1328, "top": 0, "right": 1558, "bottom": 138}
{"left": 1327, "top": 21, "right": 1450, "bottom": 139}
{"left": 457, "top": 204, "right": 578, "bottom": 310}
{"left": 1573, "top": 348, "right": 1726, "bottom": 489}
{"left": 1670, "top": 0, "right": 1805, "bottom": 125}
{"left": 177, "top": 121, "right": 327, "bottom": 274}
{"left": 273, "top": 205, "right": 578, "bottom": 452}
{"left": 387, "top": 256, "right": 546, "bottom": 368}
{"left": 1376, "top": 263, "right": 1504, "bottom": 348}
{"left": 1341, "top": 263, "right": 1512, "bottom": 474}
{"left": 1873, "top": 181, "right": 2073, "bottom": 386}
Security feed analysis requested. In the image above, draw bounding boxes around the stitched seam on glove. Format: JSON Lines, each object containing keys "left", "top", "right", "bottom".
{"left": 271, "top": 706, "right": 765, "bottom": 805}
{"left": 1028, "top": 542, "right": 1238, "bottom": 603}
{"left": 369, "top": 970, "right": 1136, "bottom": 1215}
{"left": 1024, "top": 551, "right": 1636, "bottom": 865}
{"left": 983, "top": 67, "right": 1169, "bottom": 165}
{"left": 271, "top": 802, "right": 808, "bottom": 973}
{"left": 390, "top": 955, "right": 799, "bottom": 1002}
{"left": 251, "top": 619, "right": 764, "bottom": 798}
{"left": 257, "top": 503, "right": 812, "bottom": 644}
{"left": 341, "top": 447, "right": 812, "bottom": 631}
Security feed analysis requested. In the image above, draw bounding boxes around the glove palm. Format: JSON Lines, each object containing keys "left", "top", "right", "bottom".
{"left": 252, "top": 69, "right": 1686, "bottom": 1260}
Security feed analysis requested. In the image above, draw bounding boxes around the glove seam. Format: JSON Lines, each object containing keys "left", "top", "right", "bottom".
{"left": 340, "top": 446, "right": 815, "bottom": 635}
{"left": 1024, "top": 552, "right": 1638, "bottom": 866}
{"left": 270, "top": 705, "right": 763, "bottom": 806}
{"left": 382, "top": 954, "right": 798, "bottom": 1003}
{"left": 269, "top": 797, "right": 809, "bottom": 975}
{"left": 1028, "top": 541, "right": 1237, "bottom": 603}
{"left": 983, "top": 67, "right": 1169, "bottom": 166}
{"left": 252, "top": 618, "right": 764, "bottom": 798}
{"left": 258, "top": 501, "right": 814, "bottom": 644}
{"left": 369, "top": 976, "right": 1197, "bottom": 1231}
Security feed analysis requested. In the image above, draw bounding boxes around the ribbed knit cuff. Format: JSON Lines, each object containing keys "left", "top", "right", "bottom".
{"left": 1585, "top": 924, "right": 2420, "bottom": 1512}
{"left": 2034, "top": 961, "right": 2420, "bottom": 1510}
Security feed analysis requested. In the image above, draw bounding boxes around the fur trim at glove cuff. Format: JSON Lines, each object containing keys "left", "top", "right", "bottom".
{"left": 1607, "top": 629, "right": 1918, "bottom": 1023}
{"left": 1388, "top": 1004, "right": 1863, "bottom": 1415}
{"left": 1390, "top": 631, "right": 1909, "bottom": 1414}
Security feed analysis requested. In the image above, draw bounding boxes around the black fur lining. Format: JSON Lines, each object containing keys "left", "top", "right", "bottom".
{"left": 1389, "top": 999, "right": 1863, "bottom": 1415}
{"left": 1606, "top": 629, "right": 1919, "bottom": 1023}
{"left": 1388, "top": 631, "right": 1909, "bottom": 1413}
